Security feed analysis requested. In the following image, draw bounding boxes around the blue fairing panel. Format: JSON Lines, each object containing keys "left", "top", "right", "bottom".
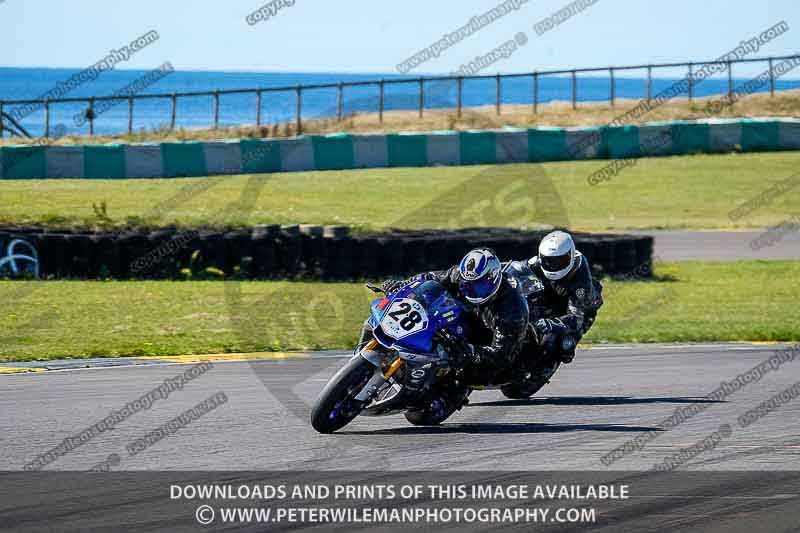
{"left": 368, "top": 280, "right": 468, "bottom": 355}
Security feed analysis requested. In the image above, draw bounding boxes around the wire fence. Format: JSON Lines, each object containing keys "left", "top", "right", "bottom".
{"left": 1, "top": 53, "right": 799, "bottom": 139}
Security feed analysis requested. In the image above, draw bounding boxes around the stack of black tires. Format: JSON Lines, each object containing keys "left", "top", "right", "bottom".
{"left": 0, "top": 225, "right": 653, "bottom": 281}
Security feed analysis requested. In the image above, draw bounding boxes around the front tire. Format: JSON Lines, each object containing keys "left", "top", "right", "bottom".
{"left": 311, "top": 356, "right": 376, "bottom": 434}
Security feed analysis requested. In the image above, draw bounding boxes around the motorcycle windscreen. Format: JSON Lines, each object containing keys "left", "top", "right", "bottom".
{"left": 369, "top": 296, "right": 391, "bottom": 329}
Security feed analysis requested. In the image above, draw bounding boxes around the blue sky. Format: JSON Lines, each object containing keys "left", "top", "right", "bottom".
{"left": 2, "top": 0, "right": 798, "bottom": 76}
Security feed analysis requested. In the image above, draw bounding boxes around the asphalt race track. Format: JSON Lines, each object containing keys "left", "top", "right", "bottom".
{"left": 628, "top": 230, "right": 800, "bottom": 261}
{"left": 2, "top": 343, "right": 800, "bottom": 531}
{"left": 2, "top": 343, "right": 798, "bottom": 472}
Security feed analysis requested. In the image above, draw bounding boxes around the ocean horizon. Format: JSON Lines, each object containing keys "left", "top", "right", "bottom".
{"left": 2, "top": 66, "right": 799, "bottom": 138}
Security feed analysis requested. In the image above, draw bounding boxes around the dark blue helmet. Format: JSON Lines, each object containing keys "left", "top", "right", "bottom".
{"left": 458, "top": 248, "right": 502, "bottom": 304}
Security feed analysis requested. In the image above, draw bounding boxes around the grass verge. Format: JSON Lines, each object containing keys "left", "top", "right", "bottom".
{"left": 1, "top": 152, "right": 799, "bottom": 231}
{"left": 1, "top": 261, "right": 797, "bottom": 362}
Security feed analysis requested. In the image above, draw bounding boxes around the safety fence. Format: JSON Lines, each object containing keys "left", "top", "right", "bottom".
{"left": 1, "top": 52, "right": 798, "bottom": 139}
{"left": 1, "top": 117, "right": 799, "bottom": 179}
{"left": 0, "top": 226, "right": 653, "bottom": 281}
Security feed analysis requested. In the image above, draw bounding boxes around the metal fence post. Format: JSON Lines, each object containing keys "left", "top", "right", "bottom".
{"left": 295, "top": 85, "right": 302, "bottom": 134}
{"left": 727, "top": 60, "right": 733, "bottom": 99}
{"left": 687, "top": 62, "right": 693, "bottom": 103}
{"left": 378, "top": 80, "right": 385, "bottom": 124}
{"left": 418, "top": 78, "right": 424, "bottom": 118}
{"left": 495, "top": 74, "right": 501, "bottom": 115}
{"left": 214, "top": 90, "right": 220, "bottom": 129}
{"left": 44, "top": 98, "right": 50, "bottom": 138}
{"left": 533, "top": 71, "right": 539, "bottom": 114}
{"left": 337, "top": 82, "right": 343, "bottom": 121}
{"left": 88, "top": 97, "right": 95, "bottom": 136}
{"left": 127, "top": 97, "right": 134, "bottom": 135}
{"left": 571, "top": 70, "right": 577, "bottom": 110}
{"left": 214, "top": 89, "right": 219, "bottom": 130}
{"left": 170, "top": 93, "right": 177, "bottom": 130}
{"left": 647, "top": 65, "right": 652, "bottom": 102}
{"left": 609, "top": 67, "right": 615, "bottom": 108}
{"left": 256, "top": 90, "right": 262, "bottom": 127}
{"left": 457, "top": 77, "right": 463, "bottom": 118}
{"left": 769, "top": 57, "right": 775, "bottom": 97}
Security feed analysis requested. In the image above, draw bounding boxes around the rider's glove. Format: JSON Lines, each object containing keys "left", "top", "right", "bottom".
{"left": 450, "top": 341, "right": 476, "bottom": 368}
{"left": 532, "top": 318, "right": 553, "bottom": 341}
{"left": 532, "top": 318, "right": 567, "bottom": 340}
{"left": 434, "top": 329, "right": 475, "bottom": 368}
{"left": 532, "top": 318, "right": 559, "bottom": 354}
{"left": 381, "top": 278, "right": 405, "bottom": 294}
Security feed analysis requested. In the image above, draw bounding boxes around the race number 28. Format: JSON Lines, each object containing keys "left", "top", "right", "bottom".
{"left": 387, "top": 302, "right": 422, "bottom": 331}
{"left": 380, "top": 299, "right": 428, "bottom": 339}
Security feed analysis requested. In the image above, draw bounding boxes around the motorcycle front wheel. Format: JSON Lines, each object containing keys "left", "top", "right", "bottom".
{"left": 310, "top": 356, "right": 376, "bottom": 434}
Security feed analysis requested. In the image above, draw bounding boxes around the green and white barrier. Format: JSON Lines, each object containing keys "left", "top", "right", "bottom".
{"left": 1, "top": 117, "right": 799, "bottom": 179}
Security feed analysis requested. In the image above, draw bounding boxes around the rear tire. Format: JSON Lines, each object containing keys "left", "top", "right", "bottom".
{"left": 311, "top": 356, "right": 376, "bottom": 434}
{"left": 500, "top": 383, "right": 539, "bottom": 399}
{"left": 501, "top": 363, "right": 560, "bottom": 399}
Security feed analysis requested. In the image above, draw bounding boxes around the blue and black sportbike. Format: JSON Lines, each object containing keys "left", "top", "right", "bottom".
{"left": 310, "top": 278, "right": 560, "bottom": 433}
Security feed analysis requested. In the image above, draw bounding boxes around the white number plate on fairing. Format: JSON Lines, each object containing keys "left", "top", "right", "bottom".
{"left": 380, "top": 298, "right": 428, "bottom": 340}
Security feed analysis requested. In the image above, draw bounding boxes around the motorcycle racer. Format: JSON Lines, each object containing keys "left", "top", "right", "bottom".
{"left": 369, "top": 248, "right": 529, "bottom": 381}
{"left": 507, "top": 230, "right": 604, "bottom": 367}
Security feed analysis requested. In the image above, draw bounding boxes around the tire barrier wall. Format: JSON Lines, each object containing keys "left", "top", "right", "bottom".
{"left": 0, "top": 226, "right": 653, "bottom": 281}
{"left": 1, "top": 118, "right": 799, "bottom": 179}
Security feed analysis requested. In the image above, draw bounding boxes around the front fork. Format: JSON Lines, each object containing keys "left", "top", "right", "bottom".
{"left": 353, "top": 340, "right": 405, "bottom": 402}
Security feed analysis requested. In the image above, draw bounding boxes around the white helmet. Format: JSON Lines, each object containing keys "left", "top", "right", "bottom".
{"left": 537, "top": 230, "right": 575, "bottom": 281}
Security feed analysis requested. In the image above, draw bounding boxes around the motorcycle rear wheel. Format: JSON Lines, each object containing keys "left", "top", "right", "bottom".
{"left": 310, "top": 356, "right": 376, "bottom": 434}
{"left": 501, "top": 363, "right": 560, "bottom": 399}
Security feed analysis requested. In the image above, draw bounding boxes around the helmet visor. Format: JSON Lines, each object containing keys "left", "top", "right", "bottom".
{"left": 541, "top": 252, "right": 572, "bottom": 273}
{"left": 459, "top": 273, "right": 500, "bottom": 304}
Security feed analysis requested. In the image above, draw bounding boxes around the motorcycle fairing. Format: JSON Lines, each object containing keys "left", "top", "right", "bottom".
{"left": 368, "top": 280, "right": 467, "bottom": 355}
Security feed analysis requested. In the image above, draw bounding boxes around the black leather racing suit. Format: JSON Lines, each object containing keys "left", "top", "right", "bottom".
{"left": 507, "top": 252, "right": 603, "bottom": 362}
{"left": 369, "top": 266, "right": 529, "bottom": 380}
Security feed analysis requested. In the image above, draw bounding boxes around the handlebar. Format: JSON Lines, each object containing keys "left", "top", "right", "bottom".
{"left": 365, "top": 283, "right": 385, "bottom": 294}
